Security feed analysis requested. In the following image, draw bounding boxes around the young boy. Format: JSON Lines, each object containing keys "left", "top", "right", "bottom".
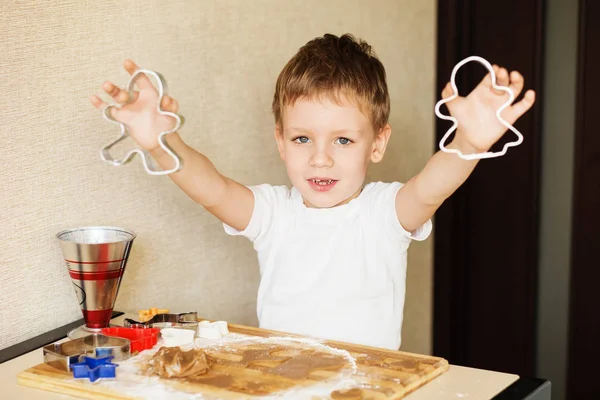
{"left": 90, "top": 34, "right": 535, "bottom": 350}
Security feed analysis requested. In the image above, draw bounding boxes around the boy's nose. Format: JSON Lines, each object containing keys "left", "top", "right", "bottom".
{"left": 309, "top": 148, "right": 334, "bottom": 168}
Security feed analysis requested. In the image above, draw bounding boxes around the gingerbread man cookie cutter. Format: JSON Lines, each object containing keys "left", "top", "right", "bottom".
{"left": 100, "top": 68, "right": 183, "bottom": 175}
{"left": 435, "top": 55, "right": 523, "bottom": 160}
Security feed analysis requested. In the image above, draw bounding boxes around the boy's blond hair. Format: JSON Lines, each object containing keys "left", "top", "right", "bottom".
{"left": 272, "top": 33, "right": 390, "bottom": 133}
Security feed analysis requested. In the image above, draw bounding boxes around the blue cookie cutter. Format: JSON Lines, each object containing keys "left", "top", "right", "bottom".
{"left": 70, "top": 355, "right": 118, "bottom": 382}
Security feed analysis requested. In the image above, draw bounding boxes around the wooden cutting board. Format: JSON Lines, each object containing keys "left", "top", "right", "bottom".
{"left": 17, "top": 321, "right": 449, "bottom": 399}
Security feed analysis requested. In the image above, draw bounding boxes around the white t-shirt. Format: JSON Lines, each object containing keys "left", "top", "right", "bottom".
{"left": 224, "top": 181, "right": 432, "bottom": 350}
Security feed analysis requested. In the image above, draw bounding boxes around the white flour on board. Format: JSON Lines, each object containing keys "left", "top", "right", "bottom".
{"left": 96, "top": 333, "right": 362, "bottom": 400}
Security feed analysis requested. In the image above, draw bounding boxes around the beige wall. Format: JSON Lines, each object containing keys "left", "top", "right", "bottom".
{"left": 0, "top": 1, "right": 435, "bottom": 354}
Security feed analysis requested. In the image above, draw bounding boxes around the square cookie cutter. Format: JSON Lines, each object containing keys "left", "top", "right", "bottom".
{"left": 43, "top": 334, "right": 130, "bottom": 372}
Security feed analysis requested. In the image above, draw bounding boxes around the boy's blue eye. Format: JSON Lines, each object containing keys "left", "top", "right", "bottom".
{"left": 293, "top": 136, "right": 310, "bottom": 144}
{"left": 335, "top": 137, "right": 352, "bottom": 145}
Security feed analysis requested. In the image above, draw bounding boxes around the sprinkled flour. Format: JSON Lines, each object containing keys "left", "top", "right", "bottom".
{"left": 95, "top": 333, "right": 362, "bottom": 399}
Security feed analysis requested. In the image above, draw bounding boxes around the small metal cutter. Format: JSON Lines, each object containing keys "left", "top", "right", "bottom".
{"left": 43, "top": 334, "right": 130, "bottom": 372}
{"left": 123, "top": 311, "right": 198, "bottom": 329}
{"left": 100, "top": 68, "right": 183, "bottom": 176}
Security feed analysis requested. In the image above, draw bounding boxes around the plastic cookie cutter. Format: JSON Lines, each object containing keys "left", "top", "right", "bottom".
{"left": 160, "top": 328, "right": 196, "bottom": 347}
{"left": 197, "top": 320, "right": 229, "bottom": 339}
{"left": 434, "top": 55, "right": 523, "bottom": 160}
{"left": 101, "top": 327, "right": 161, "bottom": 354}
{"left": 43, "top": 334, "right": 130, "bottom": 372}
{"left": 138, "top": 307, "right": 170, "bottom": 322}
{"left": 71, "top": 355, "right": 118, "bottom": 382}
{"left": 100, "top": 68, "right": 183, "bottom": 175}
{"left": 123, "top": 311, "right": 198, "bottom": 329}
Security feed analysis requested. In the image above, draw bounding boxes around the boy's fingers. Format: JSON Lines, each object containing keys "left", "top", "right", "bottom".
{"left": 123, "top": 58, "right": 139, "bottom": 75}
{"left": 490, "top": 66, "right": 508, "bottom": 95}
{"left": 90, "top": 95, "right": 121, "bottom": 119}
{"left": 127, "top": 90, "right": 140, "bottom": 103}
{"left": 160, "top": 96, "right": 179, "bottom": 113}
{"left": 506, "top": 90, "right": 536, "bottom": 122}
{"left": 483, "top": 65, "right": 496, "bottom": 86}
{"left": 496, "top": 67, "right": 509, "bottom": 87}
{"left": 116, "top": 90, "right": 129, "bottom": 103}
{"left": 475, "top": 66, "right": 494, "bottom": 93}
{"left": 90, "top": 95, "right": 105, "bottom": 109}
{"left": 508, "top": 70, "right": 525, "bottom": 100}
{"left": 102, "top": 81, "right": 126, "bottom": 102}
{"left": 123, "top": 59, "right": 155, "bottom": 91}
{"left": 91, "top": 88, "right": 140, "bottom": 107}
{"left": 441, "top": 82, "right": 453, "bottom": 98}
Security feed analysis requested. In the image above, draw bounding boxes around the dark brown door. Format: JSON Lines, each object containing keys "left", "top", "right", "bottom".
{"left": 434, "top": 0, "right": 544, "bottom": 376}
{"left": 567, "top": 0, "right": 600, "bottom": 398}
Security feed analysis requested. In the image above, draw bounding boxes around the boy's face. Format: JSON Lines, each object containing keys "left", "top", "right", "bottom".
{"left": 275, "top": 96, "right": 391, "bottom": 208}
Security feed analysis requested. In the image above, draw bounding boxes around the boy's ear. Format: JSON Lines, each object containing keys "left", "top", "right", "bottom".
{"left": 274, "top": 124, "right": 286, "bottom": 161}
{"left": 371, "top": 124, "right": 391, "bottom": 163}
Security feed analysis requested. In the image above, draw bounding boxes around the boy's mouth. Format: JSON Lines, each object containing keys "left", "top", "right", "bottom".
{"left": 307, "top": 177, "right": 338, "bottom": 192}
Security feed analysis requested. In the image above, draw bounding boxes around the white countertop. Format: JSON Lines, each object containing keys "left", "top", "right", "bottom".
{"left": 0, "top": 315, "right": 519, "bottom": 399}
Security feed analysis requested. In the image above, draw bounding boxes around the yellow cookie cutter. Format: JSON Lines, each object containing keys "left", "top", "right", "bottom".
{"left": 138, "top": 307, "right": 170, "bottom": 322}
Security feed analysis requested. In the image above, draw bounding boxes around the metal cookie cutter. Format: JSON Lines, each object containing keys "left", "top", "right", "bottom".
{"left": 123, "top": 311, "right": 198, "bottom": 329}
{"left": 101, "top": 68, "right": 183, "bottom": 176}
{"left": 434, "top": 55, "right": 523, "bottom": 160}
{"left": 43, "top": 334, "right": 130, "bottom": 372}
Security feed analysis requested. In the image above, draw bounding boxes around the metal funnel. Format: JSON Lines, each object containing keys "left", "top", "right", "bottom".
{"left": 57, "top": 226, "right": 136, "bottom": 338}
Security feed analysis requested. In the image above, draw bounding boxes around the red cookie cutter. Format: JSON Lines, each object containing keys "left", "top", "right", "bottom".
{"left": 101, "top": 327, "right": 160, "bottom": 353}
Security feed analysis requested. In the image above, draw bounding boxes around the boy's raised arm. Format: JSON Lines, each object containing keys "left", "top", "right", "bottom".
{"left": 394, "top": 144, "right": 479, "bottom": 233}
{"left": 394, "top": 65, "right": 536, "bottom": 233}
{"left": 91, "top": 60, "right": 254, "bottom": 232}
{"left": 149, "top": 133, "right": 254, "bottom": 232}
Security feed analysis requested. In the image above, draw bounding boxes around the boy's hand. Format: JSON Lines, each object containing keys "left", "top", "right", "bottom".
{"left": 441, "top": 65, "right": 536, "bottom": 154}
{"left": 90, "top": 59, "right": 180, "bottom": 152}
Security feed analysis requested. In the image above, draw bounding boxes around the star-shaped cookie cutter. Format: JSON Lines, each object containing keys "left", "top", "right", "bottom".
{"left": 70, "top": 355, "right": 118, "bottom": 382}
{"left": 434, "top": 55, "right": 523, "bottom": 160}
{"left": 100, "top": 68, "right": 183, "bottom": 175}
